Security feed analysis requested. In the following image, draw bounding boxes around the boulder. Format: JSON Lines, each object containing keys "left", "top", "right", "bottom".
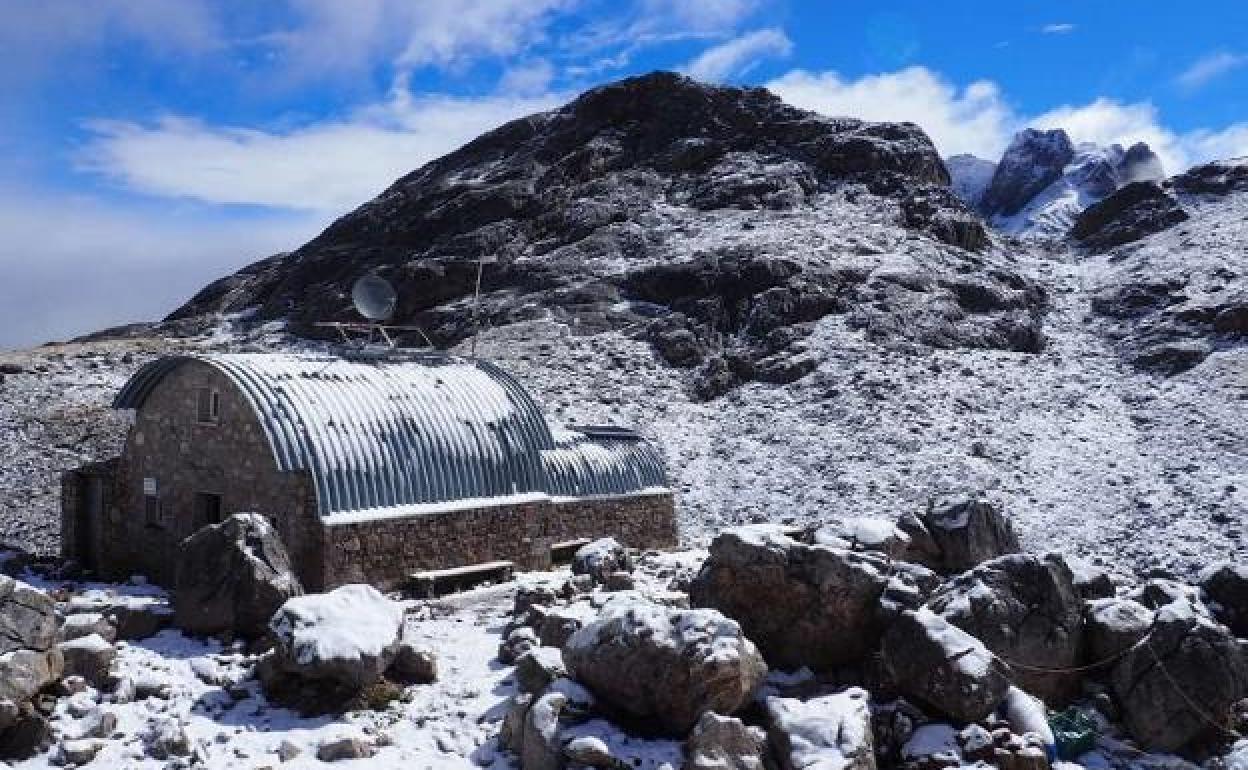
{"left": 686, "top": 712, "right": 768, "bottom": 770}
{"left": 263, "top": 584, "right": 404, "bottom": 693}
{"left": 1110, "top": 600, "right": 1248, "bottom": 751}
{"left": 59, "top": 613, "right": 117, "bottom": 644}
{"left": 515, "top": 647, "right": 567, "bottom": 694}
{"left": 0, "top": 648, "right": 64, "bottom": 705}
{"left": 1200, "top": 563, "right": 1248, "bottom": 637}
{"left": 897, "top": 497, "right": 1020, "bottom": 573}
{"left": 766, "top": 689, "right": 876, "bottom": 770}
{"left": 564, "top": 735, "right": 615, "bottom": 768}
{"left": 1084, "top": 598, "right": 1153, "bottom": 663}
{"left": 522, "top": 691, "right": 566, "bottom": 770}
{"left": 316, "top": 735, "right": 375, "bottom": 762}
{"left": 0, "top": 576, "right": 58, "bottom": 655}
{"left": 106, "top": 600, "right": 173, "bottom": 641}
{"left": 881, "top": 608, "right": 1011, "bottom": 722}
{"left": 927, "top": 554, "right": 1084, "bottom": 704}
{"left": 571, "top": 538, "right": 634, "bottom": 584}
{"left": 538, "top": 608, "right": 586, "bottom": 649}
{"left": 143, "top": 719, "right": 192, "bottom": 759}
{"left": 814, "top": 517, "right": 911, "bottom": 559}
{"left": 689, "top": 526, "right": 897, "bottom": 670}
{"left": 174, "top": 513, "right": 303, "bottom": 638}
{"left": 500, "top": 693, "right": 533, "bottom": 755}
{"left": 1066, "top": 557, "right": 1115, "bottom": 600}
{"left": 563, "top": 600, "right": 767, "bottom": 735}
{"left": 57, "top": 634, "right": 115, "bottom": 687}
{"left": 391, "top": 635, "right": 438, "bottom": 684}
{"left": 500, "top": 627, "right": 540, "bottom": 664}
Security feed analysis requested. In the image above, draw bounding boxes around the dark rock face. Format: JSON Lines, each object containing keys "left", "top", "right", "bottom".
{"left": 897, "top": 496, "right": 1021, "bottom": 574}
{"left": 1199, "top": 562, "right": 1248, "bottom": 636}
{"left": 0, "top": 575, "right": 59, "bottom": 655}
{"left": 1170, "top": 158, "right": 1248, "bottom": 196}
{"left": 1071, "top": 182, "right": 1189, "bottom": 251}
{"left": 1110, "top": 600, "right": 1248, "bottom": 751}
{"left": 174, "top": 513, "right": 303, "bottom": 639}
{"left": 161, "top": 72, "right": 1043, "bottom": 398}
{"left": 979, "top": 129, "right": 1076, "bottom": 218}
{"left": 927, "top": 554, "right": 1084, "bottom": 704}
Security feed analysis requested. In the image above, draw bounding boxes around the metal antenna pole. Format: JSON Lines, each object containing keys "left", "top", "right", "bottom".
{"left": 470, "top": 254, "right": 485, "bottom": 358}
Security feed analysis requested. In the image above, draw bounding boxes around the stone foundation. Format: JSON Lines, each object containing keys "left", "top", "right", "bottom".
{"left": 320, "top": 492, "right": 677, "bottom": 590}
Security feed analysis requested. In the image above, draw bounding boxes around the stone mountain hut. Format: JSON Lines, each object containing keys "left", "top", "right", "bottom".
{"left": 62, "top": 352, "right": 676, "bottom": 590}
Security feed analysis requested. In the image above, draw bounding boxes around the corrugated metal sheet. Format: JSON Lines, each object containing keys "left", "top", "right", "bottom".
{"left": 114, "top": 353, "right": 668, "bottom": 518}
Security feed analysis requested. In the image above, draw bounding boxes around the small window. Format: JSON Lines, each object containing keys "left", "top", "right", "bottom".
{"left": 195, "top": 388, "right": 220, "bottom": 424}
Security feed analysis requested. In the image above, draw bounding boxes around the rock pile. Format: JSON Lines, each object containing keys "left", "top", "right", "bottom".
{"left": 0, "top": 576, "right": 64, "bottom": 759}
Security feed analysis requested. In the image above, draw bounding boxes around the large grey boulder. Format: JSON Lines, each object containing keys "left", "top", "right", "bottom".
{"left": 766, "top": 689, "right": 876, "bottom": 770}
{"left": 0, "top": 576, "right": 59, "bottom": 655}
{"left": 686, "top": 712, "right": 769, "bottom": 770}
{"left": 1084, "top": 598, "right": 1153, "bottom": 663}
{"left": 689, "top": 527, "right": 907, "bottom": 670}
{"left": 898, "top": 496, "right": 1020, "bottom": 573}
{"left": 927, "top": 554, "right": 1084, "bottom": 704}
{"left": 262, "top": 584, "right": 404, "bottom": 694}
{"left": 1200, "top": 562, "right": 1248, "bottom": 637}
{"left": 174, "top": 513, "right": 303, "bottom": 638}
{"left": 1110, "top": 600, "right": 1248, "bottom": 751}
{"left": 0, "top": 648, "right": 64, "bottom": 705}
{"left": 57, "top": 634, "right": 115, "bottom": 687}
{"left": 881, "top": 608, "right": 1011, "bottom": 722}
{"left": 563, "top": 600, "right": 767, "bottom": 735}
{"left": 522, "top": 691, "right": 566, "bottom": 770}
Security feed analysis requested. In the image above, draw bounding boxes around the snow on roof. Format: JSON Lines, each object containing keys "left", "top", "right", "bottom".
{"left": 114, "top": 353, "right": 668, "bottom": 519}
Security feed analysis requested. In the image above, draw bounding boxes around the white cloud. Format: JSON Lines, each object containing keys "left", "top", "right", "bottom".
{"left": 79, "top": 85, "right": 562, "bottom": 212}
{"left": 684, "top": 27, "right": 792, "bottom": 82}
{"left": 500, "top": 60, "right": 557, "bottom": 95}
{"left": 1041, "top": 23, "right": 1076, "bottom": 34}
{"left": 0, "top": 191, "right": 320, "bottom": 350}
{"left": 1175, "top": 51, "right": 1247, "bottom": 91}
{"left": 767, "top": 67, "right": 1017, "bottom": 159}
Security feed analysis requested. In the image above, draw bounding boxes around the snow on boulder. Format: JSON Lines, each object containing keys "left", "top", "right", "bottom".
{"left": 571, "top": 537, "right": 634, "bottom": 583}
{"left": 898, "top": 496, "right": 1020, "bottom": 574}
{"left": 686, "top": 711, "right": 769, "bottom": 770}
{"left": 56, "top": 633, "right": 115, "bottom": 687}
{"left": 264, "top": 584, "right": 404, "bottom": 692}
{"left": 766, "top": 688, "right": 876, "bottom": 770}
{"left": 174, "top": 513, "right": 303, "bottom": 639}
{"left": 926, "top": 554, "right": 1084, "bottom": 704}
{"left": 814, "top": 517, "right": 911, "bottom": 559}
{"left": 690, "top": 526, "right": 927, "bottom": 671}
{"left": 1083, "top": 597, "right": 1153, "bottom": 662}
{"left": 1110, "top": 599, "right": 1248, "bottom": 751}
{"left": 882, "top": 608, "right": 1010, "bottom": 723}
{"left": 563, "top": 599, "right": 767, "bottom": 735}
{"left": 1199, "top": 562, "right": 1248, "bottom": 637}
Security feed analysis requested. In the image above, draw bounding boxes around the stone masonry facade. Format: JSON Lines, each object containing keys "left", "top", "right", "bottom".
{"left": 63, "top": 359, "right": 678, "bottom": 591}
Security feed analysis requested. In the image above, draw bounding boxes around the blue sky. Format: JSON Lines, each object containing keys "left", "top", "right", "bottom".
{"left": 3, "top": 0, "right": 1247, "bottom": 349}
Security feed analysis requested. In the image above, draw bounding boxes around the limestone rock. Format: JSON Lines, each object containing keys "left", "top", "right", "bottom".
{"left": 316, "top": 735, "right": 375, "bottom": 762}
{"left": 766, "top": 689, "right": 876, "bottom": 770}
{"left": 571, "top": 538, "right": 633, "bottom": 584}
{"left": 56, "top": 634, "right": 115, "bottom": 688}
{"left": 0, "top": 576, "right": 58, "bottom": 655}
{"left": 1084, "top": 598, "right": 1153, "bottom": 662}
{"left": 174, "top": 513, "right": 303, "bottom": 639}
{"left": 515, "top": 648, "right": 567, "bottom": 694}
{"left": 686, "top": 711, "right": 768, "bottom": 770}
{"left": 563, "top": 600, "right": 766, "bottom": 735}
{"left": 522, "top": 691, "right": 566, "bottom": 770}
{"left": 1110, "top": 600, "right": 1248, "bottom": 751}
{"left": 882, "top": 608, "right": 1011, "bottom": 722}
{"left": 1200, "top": 562, "right": 1248, "bottom": 637}
{"left": 927, "top": 553, "right": 1084, "bottom": 704}
{"left": 689, "top": 526, "right": 895, "bottom": 670}
{"left": 898, "top": 497, "right": 1021, "bottom": 574}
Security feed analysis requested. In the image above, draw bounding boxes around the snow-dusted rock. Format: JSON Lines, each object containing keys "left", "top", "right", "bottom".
{"left": 316, "top": 735, "right": 375, "bottom": 761}
{"left": 564, "top": 600, "right": 766, "bottom": 734}
{"left": 174, "top": 513, "right": 303, "bottom": 638}
{"left": 500, "top": 626, "right": 540, "bottom": 664}
{"left": 56, "top": 633, "right": 115, "bottom": 687}
{"left": 1066, "top": 557, "right": 1114, "bottom": 600}
{"left": 500, "top": 693, "right": 534, "bottom": 755}
{"left": 143, "top": 718, "right": 192, "bottom": 759}
{"left": 898, "top": 496, "right": 1021, "bottom": 574}
{"left": 564, "top": 734, "right": 615, "bottom": 767}
{"left": 0, "top": 648, "right": 64, "bottom": 705}
{"left": 979, "top": 129, "right": 1075, "bottom": 219}
{"left": 901, "top": 723, "right": 959, "bottom": 765}
{"left": 391, "top": 635, "right": 438, "bottom": 684}
{"left": 686, "top": 711, "right": 767, "bottom": 770}
{"left": 515, "top": 647, "right": 567, "bottom": 694}
{"left": 571, "top": 537, "right": 634, "bottom": 584}
{"left": 1200, "top": 562, "right": 1248, "bottom": 636}
{"left": 1110, "top": 599, "right": 1248, "bottom": 751}
{"left": 1000, "top": 687, "right": 1055, "bottom": 758}
{"left": 882, "top": 608, "right": 1010, "bottom": 722}
{"left": 814, "top": 517, "right": 911, "bottom": 559}
{"left": 0, "top": 576, "right": 58, "bottom": 655}
{"left": 1084, "top": 598, "right": 1153, "bottom": 662}
{"left": 766, "top": 689, "right": 875, "bottom": 770}
{"left": 538, "top": 606, "right": 589, "bottom": 649}
{"left": 689, "top": 526, "right": 899, "bottom": 670}
{"left": 1071, "top": 181, "right": 1188, "bottom": 252}
{"left": 264, "top": 584, "right": 404, "bottom": 691}
{"left": 927, "top": 554, "right": 1084, "bottom": 704}
{"left": 55, "top": 737, "right": 103, "bottom": 765}
{"left": 522, "top": 691, "right": 566, "bottom": 770}
{"left": 59, "top": 612, "right": 117, "bottom": 644}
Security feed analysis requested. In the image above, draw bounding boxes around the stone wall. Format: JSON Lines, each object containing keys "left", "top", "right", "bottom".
{"left": 92, "top": 361, "right": 322, "bottom": 586}
{"left": 320, "top": 492, "right": 677, "bottom": 590}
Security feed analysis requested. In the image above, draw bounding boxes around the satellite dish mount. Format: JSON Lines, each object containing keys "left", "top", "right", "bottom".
{"left": 315, "top": 272, "right": 431, "bottom": 349}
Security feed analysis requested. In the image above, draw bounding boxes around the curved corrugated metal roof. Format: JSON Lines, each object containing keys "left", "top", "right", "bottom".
{"left": 114, "top": 353, "right": 668, "bottom": 518}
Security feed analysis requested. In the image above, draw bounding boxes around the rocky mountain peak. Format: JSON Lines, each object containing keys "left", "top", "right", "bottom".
{"left": 978, "top": 128, "right": 1076, "bottom": 218}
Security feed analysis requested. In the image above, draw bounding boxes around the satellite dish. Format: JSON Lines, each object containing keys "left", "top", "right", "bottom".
{"left": 351, "top": 274, "right": 397, "bottom": 322}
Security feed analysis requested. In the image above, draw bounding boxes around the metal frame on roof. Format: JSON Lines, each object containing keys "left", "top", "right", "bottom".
{"left": 114, "top": 353, "right": 668, "bottom": 518}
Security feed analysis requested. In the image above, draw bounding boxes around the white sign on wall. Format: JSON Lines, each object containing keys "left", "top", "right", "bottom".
{"left": 143, "top": 477, "right": 157, "bottom": 496}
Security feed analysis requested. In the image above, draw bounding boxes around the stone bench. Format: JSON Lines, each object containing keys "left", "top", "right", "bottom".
{"left": 407, "top": 560, "right": 515, "bottom": 598}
